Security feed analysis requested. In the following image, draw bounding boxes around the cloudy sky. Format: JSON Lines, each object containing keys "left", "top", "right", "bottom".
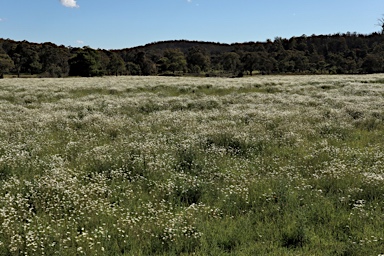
{"left": 0, "top": 0, "right": 383, "bottom": 49}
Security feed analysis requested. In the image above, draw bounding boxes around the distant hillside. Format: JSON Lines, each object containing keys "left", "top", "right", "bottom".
{"left": 124, "top": 40, "right": 235, "bottom": 54}
{"left": 1, "top": 32, "right": 384, "bottom": 78}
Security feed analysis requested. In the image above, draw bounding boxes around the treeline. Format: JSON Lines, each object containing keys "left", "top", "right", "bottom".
{"left": 1, "top": 32, "right": 384, "bottom": 78}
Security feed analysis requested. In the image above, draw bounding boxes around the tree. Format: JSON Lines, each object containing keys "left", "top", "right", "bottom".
{"left": 362, "top": 54, "right": 383, "bottom": 73}
{"left": 107, "top": 52, "right": 126, "bottom": 76}
{"left": 257, "top": 52, "right": 277, "bottom": 74}
{"left": 157, "top": 57, "right": 169, "bottom": 74}
{"left": 163, "top": 49, "right": 187, "bottom": 74}
{"left": 221, "top": 52, "right": 240, "bottom": 75}
{"left": 10, "top": 43, "right": 42, "bottom": 77}
{"left": 308, "top": 52, "right": 326, "bottom": 73}
{"left": 0, "top": 46, "right": 14, "bottom": 77}
{"left": 241, "top": 52, "right": 259, "bottom": 75}
{"left": 377, "top": 16, "right": 384, "bottom": 34}
{"left": 69, "top": 47, "right": 103, "bottom": 77}
{"left": 187, "top": 47, "right": 210, "bottom": 73}
{"left": 126, "top": 62, "right": 141, "bottom": 75}
{"left": 98, "top": 50, "right": 111, "bottom": 76}
{"left": 134, "top": 51, "right": 157, "bottom": 76}
{"left": 40, "top": 44, "right": 70, "bottom": 77}
{"left": 291, "top": 51, "right": 309, "bottom": 72}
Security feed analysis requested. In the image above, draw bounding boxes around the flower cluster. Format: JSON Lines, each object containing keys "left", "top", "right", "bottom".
{"left": 1, "top": 75, "right": 384, "bottom": 254}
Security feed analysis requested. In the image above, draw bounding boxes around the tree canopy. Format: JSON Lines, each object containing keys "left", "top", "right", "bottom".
{"left": 0, "top": 45, "right": 14, "bottom": 77}
{"left": 1, "top": 32, "right": 384, "bottom": 77}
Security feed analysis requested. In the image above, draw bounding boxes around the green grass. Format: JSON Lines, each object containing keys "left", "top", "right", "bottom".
{"left": 1, "top": 75, "right": 384, "bottom": 255}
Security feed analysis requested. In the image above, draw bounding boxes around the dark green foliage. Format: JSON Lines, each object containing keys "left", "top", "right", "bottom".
{"left": 159, "top": 49, "right": 187, "bottom": 74}
{"left": 126, "top": 61, "right": 141, "bottom": 75}
{"left": 10, "top": 42, "right": 42, "bottom": 77}
{"left": 0, "top": 45, "right": 14, "bottom": 76}
{"left": 134, "top": 51, "right": 157, "bottom": 75}
{"left": 40, "top": 43, "right": 70, "bottom": 77}
{"left": 361, "top": 54, "right": 383, "bottom": 73}
{"left": 221, "top": 52, "right": 240, "bottom": 74}
{"left": 187, "top": 46, "right": 211, "bottom": 73}
{"left": 4, "top": 32, "right": 384, "bottom": 77}
{"left": 107, "top": 52, "right": 126, "bottom": 76}
{"left": 241, "top": 52, "right": 259, "bottom": 75}
{"left": 69, "top": 47, "right": 103, "bottom": 77}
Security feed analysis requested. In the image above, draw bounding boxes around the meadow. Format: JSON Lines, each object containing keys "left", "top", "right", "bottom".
{"left": 1, "top": 74, "right": 384, "bottom": 255}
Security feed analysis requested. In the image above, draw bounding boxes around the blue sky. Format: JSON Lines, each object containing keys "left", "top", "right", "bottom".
{"left": 0, "top": 0, "right": 383, "bottom": 50}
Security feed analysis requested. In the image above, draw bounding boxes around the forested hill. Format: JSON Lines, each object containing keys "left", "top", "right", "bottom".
{"left": 1, "top": 32, "right": 384, "bottom": 78}
{"left": 125, "top": 40, "right": 235, "bottom": 54}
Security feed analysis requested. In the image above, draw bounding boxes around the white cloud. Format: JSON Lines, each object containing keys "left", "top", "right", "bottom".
{"left": 76, "top": 40, "right": 85, "bottom": 45}
{"left": 60, "top": 0, "right": 79, "bottom": 8}
{"left": 187, "top": 0, "right": 199, "bottom": 6}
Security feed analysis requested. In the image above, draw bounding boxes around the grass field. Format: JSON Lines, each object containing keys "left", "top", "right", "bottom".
{"left": 1, "top": 75, "right": 384, "bottom": 255}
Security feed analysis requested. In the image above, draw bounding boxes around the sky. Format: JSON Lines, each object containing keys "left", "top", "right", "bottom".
{"left": 0, "top": 0, "right": 384, "bottom": 50}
